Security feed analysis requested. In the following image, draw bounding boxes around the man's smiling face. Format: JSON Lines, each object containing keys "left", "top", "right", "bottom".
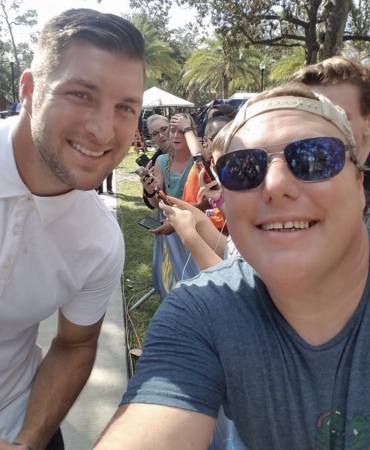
{"left": 26, "top": 41, "right": 144, "bottom": 193}
{"left": 215, "top": 108, "right": 365, "bottom": 288}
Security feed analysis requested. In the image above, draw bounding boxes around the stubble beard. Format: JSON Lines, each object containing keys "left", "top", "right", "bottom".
{"left": 32, "top": 119, "right": 107, "bottom": 192}
{"left": 32, "top": 116, "right": 77, "bottom": 189}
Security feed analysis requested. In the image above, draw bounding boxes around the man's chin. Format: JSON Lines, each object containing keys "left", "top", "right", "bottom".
{"left": 63, "top": 180, "right": 103, "bottom": 192}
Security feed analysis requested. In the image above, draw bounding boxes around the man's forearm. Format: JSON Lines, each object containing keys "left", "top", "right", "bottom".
{"left": 92, "top": 403, "right": 215, "bottom": 450}
{"left": 16, "top": 339, "right": 97, "bottom": 450}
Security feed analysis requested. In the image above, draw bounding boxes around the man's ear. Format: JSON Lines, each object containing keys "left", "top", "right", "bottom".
{"left": 19, "top": 70, "right": 34, "bottom": 114}
{"left": 356, "top": 170, "right": 366, "bottom": 211}
{"left": 363, "top": 114, "right": 370, "bottom": 137}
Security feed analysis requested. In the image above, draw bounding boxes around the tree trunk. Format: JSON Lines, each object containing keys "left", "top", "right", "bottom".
{"left": 319, "top": 0, "right": 351, "bottom": 60}
{"left": 305, "top": 0, "right": 323, "bottom": 64}
{"left": 223, "top": 74, "right": 229, "bottom": 99}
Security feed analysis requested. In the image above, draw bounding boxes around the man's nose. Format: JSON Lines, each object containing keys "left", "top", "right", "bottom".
{"left": 262, "top": 154, "right": 300, "bottom": 201}
{"left": 85, "top": 107, "right": 115, "bottom": 145}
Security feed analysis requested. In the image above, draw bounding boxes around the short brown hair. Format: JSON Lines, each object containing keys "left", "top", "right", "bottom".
{"left": 290, "top": 56, "right": 370, "bottom": 117}
{"left": 222, "top": 83, "right": 319, "bottom": 154}
{"left": 31, "top": 9, "right": 145, "bottom": 88}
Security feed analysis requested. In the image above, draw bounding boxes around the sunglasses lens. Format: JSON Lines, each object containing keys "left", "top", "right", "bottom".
{"left": 216, "top": 137, "right": 347, "bottom": 191}
{"left": 216, "top": 149, "right": 268, "bottom": 191}
{"left": 285, "top": 137, "right": 346, "bottom": 182}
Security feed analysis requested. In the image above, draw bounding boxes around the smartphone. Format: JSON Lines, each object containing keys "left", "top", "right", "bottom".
{"left": 154, "top": 187, "right": 171, "bottom": 205}
{"left": 135, "top": 167, "right": 159, "bottom": 184}
{"left": 138, "top": 216, "right": 162, "bottom": 230}
{"left": 193, "top": 153, "right": 219, "bottom": 190}
{"left": 136, "top": 154, "right": 151, "bottom": 167}
{"left": 135, "top": 166, "right": 149, "bottom": 177}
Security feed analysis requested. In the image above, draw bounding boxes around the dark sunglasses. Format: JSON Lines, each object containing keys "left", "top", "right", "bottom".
{"left": 215, "top": 137, "right": 352, "bottom": 191}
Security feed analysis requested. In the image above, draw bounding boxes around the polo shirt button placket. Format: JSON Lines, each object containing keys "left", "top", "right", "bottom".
{"left": 3, "top": 258, "right": 12, "bottom": 269}
{"left": 13, "top": 225, "right": 20, "bottom": 235}
{"left": 0, "top": 195, "right": 33, "bottom": 296}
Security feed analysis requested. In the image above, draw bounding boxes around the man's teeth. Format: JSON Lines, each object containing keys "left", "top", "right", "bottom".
{"left": 261, "top": 221, "right": 310, "bottom": 231}
{"left": 72, "top": 142, "right": 104, "bottom": 157}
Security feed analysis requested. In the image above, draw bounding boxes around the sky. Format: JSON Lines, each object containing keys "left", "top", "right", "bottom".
{"left": 15, "top": 0, "right": 195, "bottom": 36}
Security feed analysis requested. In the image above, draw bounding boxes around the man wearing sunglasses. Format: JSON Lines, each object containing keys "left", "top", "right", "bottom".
{"left": 94, "top": 83, "right": 369, "bottom": 450}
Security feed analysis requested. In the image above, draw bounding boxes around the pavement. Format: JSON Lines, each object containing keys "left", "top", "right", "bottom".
{"left": 37, "top": 175, "right": 127, "bottom": 450}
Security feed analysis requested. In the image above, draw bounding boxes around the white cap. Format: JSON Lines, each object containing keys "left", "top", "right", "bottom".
{"left": 229, "top": 94, "right": 366, "bottom": 164}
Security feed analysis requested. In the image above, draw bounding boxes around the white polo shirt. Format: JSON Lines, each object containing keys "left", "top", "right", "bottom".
{"left": 0, "top": 117, "right": 125, "bottom": 440}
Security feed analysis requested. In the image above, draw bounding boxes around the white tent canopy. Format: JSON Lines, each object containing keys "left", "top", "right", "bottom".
{"left": 142, "top": 87, "right": 194, "bottom": 108}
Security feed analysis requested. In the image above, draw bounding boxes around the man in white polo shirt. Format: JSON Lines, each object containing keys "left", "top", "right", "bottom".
{"left": 0, "top": 8, "right": 144, "bottom": 450}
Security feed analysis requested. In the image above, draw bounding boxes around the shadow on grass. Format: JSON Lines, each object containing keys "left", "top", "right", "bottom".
{"left": 116, "top": 165, "right": 161, "bottom": 375}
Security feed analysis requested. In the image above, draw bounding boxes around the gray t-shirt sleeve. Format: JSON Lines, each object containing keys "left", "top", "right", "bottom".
{"left": 121, "top": 287, "right": 225, "bottom": 418}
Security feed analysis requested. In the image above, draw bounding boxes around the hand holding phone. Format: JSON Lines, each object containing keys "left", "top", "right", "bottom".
{"left": 136, "top": 154, "right": 151, "bottom": 167}
{"left": 135, "top": 167, "right": 159, "bottom": 184}
{"left": 138, "top": 215, "right": 162, "bottom": 230}
{"left": 154, "top": 187, "right": 172, "bottom": 205}
{"left": 193, "top": 153, "right": 219, "bottom": 190}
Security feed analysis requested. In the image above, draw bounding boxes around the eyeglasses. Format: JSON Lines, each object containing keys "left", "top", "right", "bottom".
{"left": 215, "top": 137, "right": 352, "bottom": 191}
{"left": 150, "top": 126, "right": 169, "bottom": 139}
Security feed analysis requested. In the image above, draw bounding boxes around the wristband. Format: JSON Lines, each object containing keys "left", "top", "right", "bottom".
{"left": 14, "top": 443, "right": 34, "bottom": 450}
{"left": 144, "top": 189, "right": 155, "bottom": 198}
{"left": 182, "top": 126, "right": 192, "bottom": 134}
{"left": 208, "top": 192, "right": 225, "bottom": 209}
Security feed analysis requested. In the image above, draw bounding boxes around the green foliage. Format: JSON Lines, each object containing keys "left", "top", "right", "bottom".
{"left": 116, "top": 149, "right": 161, "bottom": 374}
{"left": 129, "top": 0, "right": 370, "bottom": 64}
{"left": 128, "top": 14, "right": 180, "bottom": 89}
{"left": 346, "top": 0, "right": 370, "bottom": 54}
{"left": 182, "top": 34, "right": 263, "bottom": 99}
{"left": 269, "top": 47, "right": 305, "bottom": 86}
{"left": 163, "top": 24, "right": 201, "bottom": 99}
{"left": 129, "top": 0, "right": 171, "bottom": 33}
{"left": 0, "top": 0, "right": 37, "bottom": 103}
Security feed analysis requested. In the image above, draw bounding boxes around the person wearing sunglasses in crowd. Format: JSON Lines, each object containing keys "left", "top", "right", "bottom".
{"left": 94, "top": 81, "right": 370, "bottom": 449}
{"left": 140, "top": 115, "right": 173, "bottom": 209}
{"left": 160, "top": 54, "right": 370, "bottom": 268}
{"left": 289, "top": 54, "right": 370, "bottom": 195}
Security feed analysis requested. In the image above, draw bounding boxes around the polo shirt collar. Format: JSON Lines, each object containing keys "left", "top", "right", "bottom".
{"left": 0, "top": 117, "right": 83, "bottom": 228}
{"left": 32, "top": 191, "right": 82, "bottom": 228}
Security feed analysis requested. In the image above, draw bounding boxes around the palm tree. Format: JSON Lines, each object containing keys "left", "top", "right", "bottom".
{"left": 181, "top": 34, "right": 263, "bottom": 99}
{"left": 132, "top": 16, "right": 180, "bottom": 88}
{"left": 269, "top": 47, "right": 305, "bottom": 86}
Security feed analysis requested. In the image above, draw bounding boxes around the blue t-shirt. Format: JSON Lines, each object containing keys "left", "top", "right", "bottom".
{"left": 122, "top": 256, "right": 370, "bottom": 449}
{"left": 157, "top": 154, "right": 193, "bottom": 199}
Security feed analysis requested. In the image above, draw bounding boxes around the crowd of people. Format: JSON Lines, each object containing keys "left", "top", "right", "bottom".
{"left": 2, "top": 6, "right": 370, "bottom": 450}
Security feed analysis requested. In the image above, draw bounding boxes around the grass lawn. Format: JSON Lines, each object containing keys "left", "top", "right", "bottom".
{"left": 115, "top": 147, "right": 161, "bottom": 375}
